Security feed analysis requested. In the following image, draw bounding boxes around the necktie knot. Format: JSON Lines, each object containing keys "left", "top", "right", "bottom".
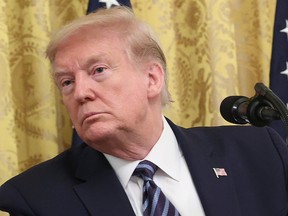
{"left": 133, "top": 160, "right": 158, "bottom": 181}
{"left": 133, "top": 160, "right": 181, "bottom": 216}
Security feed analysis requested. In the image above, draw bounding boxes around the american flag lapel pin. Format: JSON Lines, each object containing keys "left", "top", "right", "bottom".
{"left": 213, "top": 168, "right": 228, "bottom": 178}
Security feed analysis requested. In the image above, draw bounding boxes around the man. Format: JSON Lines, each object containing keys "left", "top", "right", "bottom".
{"left": 0, "top": 6, "right": 288, "bottom": 216}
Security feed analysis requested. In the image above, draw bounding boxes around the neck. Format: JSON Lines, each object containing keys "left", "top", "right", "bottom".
{"left": 92, "top": 115, "right": 164, "bottom": 161}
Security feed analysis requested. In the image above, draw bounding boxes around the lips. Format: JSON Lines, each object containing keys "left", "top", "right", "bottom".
{"left": 81, "top": 112, "right": 101, "bottom": 125}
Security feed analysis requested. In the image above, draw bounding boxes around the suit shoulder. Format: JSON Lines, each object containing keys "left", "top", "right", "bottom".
{"left": 0, "top": 144, "right": 93, "bottom": 215}
{"left": 171, "top": 121, "right": 286, "bottom": 152}
{"left": 182, "top": 125, "right": 281, "bottom": 139}
{"left": 1, "top": 144, "right": 87, "bottom": 188}
{"left": 166, "top": 117, "right": 285, "bottom": 147}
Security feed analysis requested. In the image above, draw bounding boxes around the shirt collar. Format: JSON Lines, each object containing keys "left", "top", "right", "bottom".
{"left": 104, "top": 116, "right": 182, "bottom": 188}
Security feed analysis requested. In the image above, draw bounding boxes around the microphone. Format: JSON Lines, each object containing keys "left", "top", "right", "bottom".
{"left": 220, "top": 95, "right": 281, "bottom": 127}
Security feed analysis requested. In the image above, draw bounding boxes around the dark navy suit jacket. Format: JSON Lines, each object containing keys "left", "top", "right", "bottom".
{"left": 1, "top": 118, "right": 288, "bottom": 215}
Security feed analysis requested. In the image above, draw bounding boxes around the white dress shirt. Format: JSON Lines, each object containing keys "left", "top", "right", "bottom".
{"left": 104, "top": 117, "right": 206, "bottom": 216}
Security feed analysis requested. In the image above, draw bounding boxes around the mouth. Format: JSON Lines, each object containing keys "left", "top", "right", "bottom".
{"left": 81, "top": 112, "right": 105, "bottom": 125}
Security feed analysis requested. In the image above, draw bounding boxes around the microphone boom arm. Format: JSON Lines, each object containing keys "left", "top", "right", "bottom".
{"left": 254, "top": 83, "right": 288, "bottom": 144}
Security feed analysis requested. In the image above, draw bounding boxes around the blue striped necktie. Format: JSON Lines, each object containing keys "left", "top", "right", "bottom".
{"left": 133, "top": 160, "right": 181, "bottom": 216}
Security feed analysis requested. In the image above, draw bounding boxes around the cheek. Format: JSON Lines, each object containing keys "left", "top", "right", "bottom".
{"left": 62, "top": 97, "right": 77, "bottom": 119}
{"left": 121, "top": 84, "right": 148, "bottom": 112}
{"left": 118, "top": 83, "right": 147, "bottom": 106}
{"left": 62, "top": 97, "right": 71, "bottom": 109}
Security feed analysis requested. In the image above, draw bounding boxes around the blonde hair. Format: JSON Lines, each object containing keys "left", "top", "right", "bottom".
{"left": 46, "top": 6, "right": 171, "bottom": 106}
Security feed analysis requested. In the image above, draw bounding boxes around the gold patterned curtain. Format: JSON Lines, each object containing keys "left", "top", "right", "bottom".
{"left": 0, "top": 0, "right": 88, "bottom": 188}
{"left": 0, "top": 0, "right": 276, "bottom": 191}
{"left": 132, "top": 0, "right": 276, "bottom": 127}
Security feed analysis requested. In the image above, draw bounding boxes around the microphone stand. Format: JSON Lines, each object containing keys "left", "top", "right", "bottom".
{"left": 254, "top": 83, "right": 288, "bottom": 145}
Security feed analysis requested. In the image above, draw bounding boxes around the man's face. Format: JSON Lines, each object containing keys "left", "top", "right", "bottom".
{"left": 52, "top": 28, "right": 152, "bottom": 148}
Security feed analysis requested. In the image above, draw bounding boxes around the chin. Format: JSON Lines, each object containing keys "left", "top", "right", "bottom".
{"left": 82, "top": 125, "right": 115, "bottom": 143}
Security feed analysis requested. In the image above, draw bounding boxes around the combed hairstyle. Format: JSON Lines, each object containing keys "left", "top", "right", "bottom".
{"left": 46, "top": 6, "right": 171, "bottom": 106}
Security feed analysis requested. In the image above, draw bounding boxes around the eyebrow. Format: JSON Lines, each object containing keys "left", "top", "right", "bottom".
{"left": 53, "top": 53, "right": 111, "bottom": 78}
{"left": 53, "top": 71, "right": 72, "bottom": 79}
{"left": 82, "top": 54, "right": 110, "bottom": 69}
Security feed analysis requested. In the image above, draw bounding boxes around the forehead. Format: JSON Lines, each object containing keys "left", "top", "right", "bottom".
{"left": 62, "top": 25, "right": 125, "bottom": 48}
{"left": 53, "top": 26, "right": 127, "bottom": 63}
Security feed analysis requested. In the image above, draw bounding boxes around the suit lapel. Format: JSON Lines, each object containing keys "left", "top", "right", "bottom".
{"left": 167, "top": 119, "right": 242, "bottom": 216}
{"left": 73, "top": 146, "right": 135, "bottom": 216}
{"left": 72, "top": 119, "right": 243, "bottom": 215}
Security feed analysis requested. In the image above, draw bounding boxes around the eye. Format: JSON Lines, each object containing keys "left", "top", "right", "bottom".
{"left": 61, "top": 79, "right": 74, "bottom": 87}
{"left": 94, "top": 66, "right": 106, "bottom": 74}
{"left": 90, "top": 65, "right": 110, "bottom": 82}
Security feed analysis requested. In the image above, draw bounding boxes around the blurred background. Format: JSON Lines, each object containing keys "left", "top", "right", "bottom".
{"left": 0, "top": 0, "right": 285, "bottom": 189}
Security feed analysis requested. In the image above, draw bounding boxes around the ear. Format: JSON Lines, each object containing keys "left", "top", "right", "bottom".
{"left": 146, "top": 62, "right": 164, "bottom": 99}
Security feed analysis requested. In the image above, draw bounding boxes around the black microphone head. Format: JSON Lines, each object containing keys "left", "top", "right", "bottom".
{"left": 220, "top": 96, "right": 249, "bottom": 124}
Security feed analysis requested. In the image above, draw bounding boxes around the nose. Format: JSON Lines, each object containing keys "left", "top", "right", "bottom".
{"left": 73, "top": 73, "right": 96, "bottom": 103}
